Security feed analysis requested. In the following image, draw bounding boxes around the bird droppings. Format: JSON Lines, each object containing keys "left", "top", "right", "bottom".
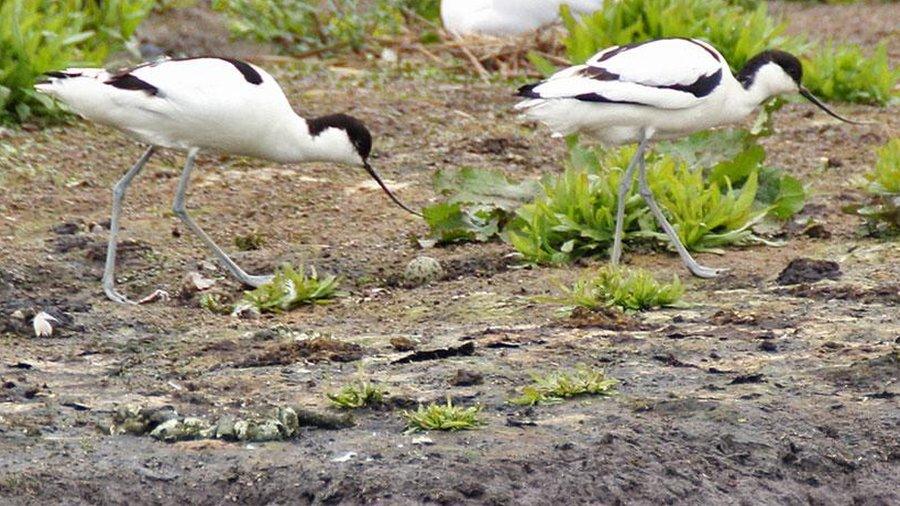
{"left": 775, "top": 258, "right": 842, "bottom": 285}
{"left": 402, "top": 256, "right": 445, "bottom": 286}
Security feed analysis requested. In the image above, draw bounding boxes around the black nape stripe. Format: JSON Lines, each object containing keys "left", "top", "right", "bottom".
{"left": 308, "top": 114, "right": 372, "bottom": 159}
{"left": 736, "top": 50, "right": 802, "bottom": 89}
{"left": 105, "top": 73, "right": 159, "bottom": 96}
{"left": 220, "top": 58, "right": 263, "bottom": 85}
{"left": 659, "top": 68, "right": 722, "bottom": 98}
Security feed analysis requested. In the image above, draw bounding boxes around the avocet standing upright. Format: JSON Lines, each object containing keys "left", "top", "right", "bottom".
{"left": 516, "top": 38, "right": 861, "bottom": 277}
{"left": 35, "top": 57, "right": 420, "bottom": 304}
{"left": 441, "top": 0, "right": 602, "bottom": 37}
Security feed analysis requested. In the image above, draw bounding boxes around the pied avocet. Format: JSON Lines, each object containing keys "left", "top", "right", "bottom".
{"left": 35, "top": 57, "right": 420, "bottom": 304}
{"left": 515, "top": 38, "right": 860, "bottom": 278}
{"left": 441, "top": 0, "right": 602, "bottom": 37}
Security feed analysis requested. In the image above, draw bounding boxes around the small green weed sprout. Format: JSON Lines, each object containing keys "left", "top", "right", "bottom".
{"left": 403, "top": 398, "right": 483, "bottom": 433}
{"left": 234, "top": 231, "right": 265, "bottom": 251}
{"left": 241, "top": 264, "right": 342, "bottom": 313}
{"left": 866, "top": 139, "right": 900, "bottom": 195}
{"left": 199, "top": 293, "right": 234, "bottom": 315}
{"left": 511, "top": 367, "right": 618, "bottom": 407}
{"left": 557, "top": 265, "right": 684, "bottom": 312}
{"left": 851, "top": 139, "right": 900, "bottom": 234}
{"left": 327, "top": 382, "right": 387, "bottom": 409}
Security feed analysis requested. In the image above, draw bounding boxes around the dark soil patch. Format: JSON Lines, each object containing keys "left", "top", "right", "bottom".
{"left": 776, "top": 258, "right": 842, "bottom": 285}
{"left": 778, "top": 283, "right": 900, "bottom": 304}
{"left": 238, "top": 336, "right": 366, "bottom": 367}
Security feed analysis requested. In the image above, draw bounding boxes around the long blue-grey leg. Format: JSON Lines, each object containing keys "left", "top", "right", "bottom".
{"left": 172, "top": 148, "right": 273, "bottom": 287}
{"left": 636, "top": 150, "right": 725, "bottom": 278}
{"left": 103, "top": 146, "right": 157, "bottom": 304}
{"left": 611, "top": 134, "right": 651, "bottom": 265}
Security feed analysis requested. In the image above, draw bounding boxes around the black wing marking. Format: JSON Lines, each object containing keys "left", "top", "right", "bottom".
{"left": 105, "top": 73, "right": 159, "bottom": 96}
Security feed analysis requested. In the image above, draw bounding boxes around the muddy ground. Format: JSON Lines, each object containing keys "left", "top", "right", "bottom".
{"left": 0, "top": 2, "right": 898, "bottom": 504}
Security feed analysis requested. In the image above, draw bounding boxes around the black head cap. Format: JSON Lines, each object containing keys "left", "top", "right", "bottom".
{"left": 736, "top": 50, "right": 802, "bottom": 89}
{"left": 308, "top": 113, "right": 372, "bottom": 160}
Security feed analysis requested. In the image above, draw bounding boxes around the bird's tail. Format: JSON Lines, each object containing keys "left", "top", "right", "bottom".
{"left": 34, "top": 68, "right": 107, "bottom": 99}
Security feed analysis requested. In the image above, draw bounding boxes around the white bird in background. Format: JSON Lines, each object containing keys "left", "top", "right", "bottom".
{"left": 516, "top": 38, "right": 860, "bottom": 277}
{"left": 441, "top": 0, "right": 602, "bottom": 37}
{"left": 35, "top": 57, "right": 420, "bottom": 305}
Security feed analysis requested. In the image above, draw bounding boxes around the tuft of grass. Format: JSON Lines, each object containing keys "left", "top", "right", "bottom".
{"left": 802, "top": 42, "right": 897, "bottom": 107}
{"left": 199, "top": 293, "right": 233, "bottom": 315}
{"left": 240, "top": 264, "right": 342, "bottom": 313}
{"left": 850, "top": 139, "right": 900, "bottom": 234}
{"left": 507, "top": 139, "right": 776, "bottom": 264}
{"left": 506, "top": 145, "right": 646, "bottom": 264}
{"left": 510, "top": 367, "right": 618, "bottom": 407}
{"left": 234, "top": 231, "right": 265, "bottom": 251}
{"left": 556, "top": 265, "right": 684, "bottom": 312}
{"left": 866, "top": 139, "right": 900, "bottom": 195}
{"left": 0, "top": 0, "right": 154, "bottom": 123}
{"left": 327, "top": 382, "right": 387, "bottom": 409}
{"left": 212, "top": 0, "right": 439, "bottom": 57}
{"left": 403, "top": 398, "right": 483, "bottom": 433}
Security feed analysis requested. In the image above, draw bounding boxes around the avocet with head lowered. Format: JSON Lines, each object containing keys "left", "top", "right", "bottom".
{"left": 36, "top": 57, "right": 420, "bottom": 304}
{"left": 516, "top": 38, "right": 861, "bottom": 278}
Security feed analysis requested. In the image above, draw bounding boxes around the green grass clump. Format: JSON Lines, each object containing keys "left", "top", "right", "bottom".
{"left": 199, "top": 293, "right": 234, "bottom": 315}
{"left": 212, "top": 0, "right": 439, "bottom": 57}
{"left": 0, "top": 0, "right": 154, "bottom": 123}
{"left": 241, "top": 264, "right": 342, "bottom": 313}
{"left": 234, "top": 231, "right": 266, "bottom": 251}
{"left": 507, "top": 140, "right": 774, "bottom": 264}
{"left": 506, "top": 145, "right": 647, "bottom": 264}
{"left": 511, "top": 367, "right": 618, "bottom": 407}
{"left": 851, "top": 139, "right": 900, "bottom": 234}
{"left": 403, "top": 398, "right": 483, "bottom": 433}
{"left": 866, "top": 139, "right": 900, "bottom": 195}
{"left": 558, "top": 265, "right": 684, "bottom": 312}
{"left": 327, "top": 382, "right": 387, "bottom": 409}
{"left": 802, "top": 42, "right": 897, "bottom": 106}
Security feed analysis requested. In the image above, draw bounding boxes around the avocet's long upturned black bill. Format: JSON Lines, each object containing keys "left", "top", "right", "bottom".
{"left": 799, "top": 88, "right": 863, "bottom": 125}
{"left": 364, "top": 161, "right": 422, "bottom": 217}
